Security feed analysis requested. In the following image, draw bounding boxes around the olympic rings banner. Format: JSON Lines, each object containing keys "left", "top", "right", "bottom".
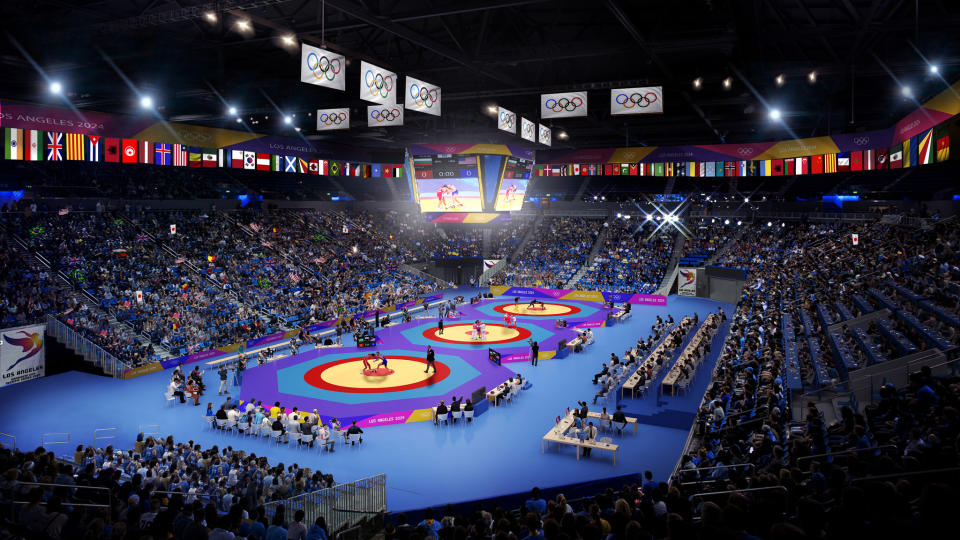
{"left": 497, "top": 106, "right": 517, "bottom": 134}
{"left": 367, "top": 105, "right": 404, "bottom": 127}
{"left": 541, "top": 91, "right": 588, "bottom": 119}
{"left": 315, "top": 107, "right": 350, "bottom": 132}
{"left": 404, "top": 75, "right": 441, "bottom": 117}
{"left": 520, "top": 117, "right": 536, "bottom": 143}
{"left": 610, "top": 86, "right": 663, "bottom": 116}
{"left": 538, "top": 124, "right": 551, "bottom": 147}
{"left": 299, "top": 44, "right": 345, "bottom": 91}
{"left": 360, "top": 60, "right": 398, "bottom": 104}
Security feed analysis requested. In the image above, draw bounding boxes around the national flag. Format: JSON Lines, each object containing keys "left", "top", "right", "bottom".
{"left": 3, "top": 128, "right": 23, "bottom": 160}
{"left": 772, "top": 159, "right": 783, "bottom": 176}
{"left": 231, "top": 150, "right": 243, "bottom": 168}
{"left": 84, "top": 135, "right": 101, "bottom": 162}
{"left": 799, "top": 157, "right": 809, "bottom": 175}
{"left": 104, "top": 138, "right": 120, "bottom": 163}
{"left": 889, "top": 144, "right": 903, "bottom": 168}
{"left": 739, "top": 161, "right": 747, "bottom": 176}
{"left": 256, "top": 153, "right": 270, "bottom": 171}
{"left": 620, "top": 163, "right": 629, "bottom": 175}
{"left": 747, "top": 161, "right": 758, "bottom": 176}
{"left": 864, "top": 150, "right": 875, "bottom": 170}
{"left": 654, "top": 162, "right": 665, "bottom": 176}
{"left": 188, "top": 147, "right": 203, "bottom": 168}
{"left": 65, "top": 133, "right": 85, "bottom": 160}
{"left": 368, "top": 163, "right": 379, "bottom": 177}
{"left": 202, "top": 149, "right": 217, "bottom": 167}
{"left": 136, "top": 233, "right": 149, "bottom": 242}
{"left": 935, "top": 124, "right": 949, "bottom": 162}
{"left": 612, "top": 163, "right": 620, "bottom": 176}
{"left": 46, "top": 132, "right": 64, "bottom": 161}
{"left": 784, "top": 158, "right": 795, "bottom": 176}
{"left": 319, "top": 160, "right": 329, "bottom": 175}
{"left": 601, "top": 164, "right": 610, "bottom": 175}
{"left": 297, "top": 158, "right": 309, "bottom": 173}
{"left": 217, "top": 149, "right": 226, "bottom": 168}
{"left": 824, "top": 153, "right": 837, "bottom": 173}
{"left": 758, "top": 160, "right": 769, "bottom": 176}
{"left": 697, "top": 162, "right": 705, "bottom": 176}
{"left": 363, "top": 164, "right": 371, "bottom": 178}
{"left": 271, "top": 155, "right": 282, "bottom": 172}
{"left": 243, "top": 151, "right": 255, "bottom": 169}
{"left": 172, "top": 144, "right": 187, "bottom": 166}
{"left": 140, "top": 141, "right": 154, "bottom": 164}
{"left": 714, "top": 161, "right": 724, "bottom": 177}
{"left": 910, "top": 135, "right": 920, "bottom": 167}
{"left": 837, "top": 152, "right": 850, "bottom": 172}
{"left": 793, "top": 157, "right": 803, "bottom": 175}
{"left": 308, "top": 160, "right": 319, "bottom": 175}
{"left": 876, "top": 149, "right": 888, "bottom": 169}
{"left": 284, "top": 156, "right": 297, "bottom": 173}
{"left": 120, "top": 139, "right": 137, "bottom": 163}
{"left": 330, "top": 161, "right": 342, "bottom": 176}
{"left": 630, "top": 163, "right": 638, "bottom": 176}
{"left": 343, "top": 162, "right": 353, "bottom": 176}
{"left": 704, "top": 162, "right": 714, "bottom": 177}
{"left": 393, "top": 165, "right": 403, "bottom": 177}
{"left": 917, "top": 129, "right": 933, "bottom": 165}
{"left": 850, "top": 151, "right": 863, "bottom": 171}
{"left": 155, "top": 143, "right": 172, "bottom": 166}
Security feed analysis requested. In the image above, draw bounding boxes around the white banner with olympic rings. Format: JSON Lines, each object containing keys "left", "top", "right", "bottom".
{"left": 360, "top": 60, "right": 398, "bottom": 104}
{"left": 315, "top": 108, "right": 350, "bottom": 131}
{"left": 299, "top": 44, "right": 345, "bottom": 91}
{"left": 497, "top": 107, "right": 517, "bottom": 134}
{"left": 367, "top": 105, "right": 404, "bottom": 127}
{"left": 538, "top": 124, "right": 551, "bottom": 147}
{"left": 540, "top": 91, "right": 588, "bottom": 119}
{"left": 610, "top": 86, "right": 663, "bottom": 115}
{"left": 520, "top": 117, "right": 536, "bottom": 142}
{"left": 404, "top": 75, "right": 441, "bottom": 116}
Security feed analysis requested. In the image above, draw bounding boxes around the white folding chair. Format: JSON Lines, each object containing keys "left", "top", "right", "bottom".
{"left": 202, "top": 416, "right": 215, "bottom": 430}
{"left": 237, "top": 421, "right": 251, "bottom": 436}
{"left": 227, "top": 418, "right": 238, "bottom": 435}
{"left": 451, "top": 410, "right": 463, "bottom": 424}
{"left": 600, "top": 419, "right": 612, "bottom": 432}
{"left": 614, "top": 421, "right": 627, "bottom": 436}
{"left": 165, "top": 393, "right": 176, "bottom": 407}
{"left": 215, "top": 418, "right": 229, "bottom": 431}
{"left": 464, "top": 410, "right": 474, "bottom": 423}
{"left": 271, "top": 429, "right": 285, "bottom": 445}
{"left": 290, "top": 432, "right": 301, "bottom": 447}
{"left": 299, "top": 433, "right": 314, "bottom": 449}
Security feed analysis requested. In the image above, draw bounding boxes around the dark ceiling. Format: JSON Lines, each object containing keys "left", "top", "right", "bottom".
{"left": 2, "top": 0, "right": 960, "bottom": 151}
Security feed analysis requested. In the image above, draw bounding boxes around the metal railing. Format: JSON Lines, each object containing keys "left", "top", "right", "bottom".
{"left": 796, "top": 445, "right": 898, "bottom": 467}
{"left": 11, "top": 481, "right": 113, "bottom": 523}
{"left": 41, "top": 432, "right": 70, "bottom": 452}
{"left": 138, "top": 424, "right": 162, "bottom": 438}
{"left": 264, "top": 474, "right": 386, "bottom": 535}
{"left": 93, "top": 427, "right": 117, "bottom": 448}
{"left": 0, "top": 432, "right": 16, "bottom": 450}
{"left": 691, "top": 485, "right": 789, "bottom": 514}
{"left": 46, "top": 315, "right": 132, "bottom": 378}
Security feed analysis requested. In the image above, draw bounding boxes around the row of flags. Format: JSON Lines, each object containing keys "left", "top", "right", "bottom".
{"left": 535, "top": 126, "right": 950, "bottom": 177}
{"left": 1, "top": 128, "right": 404, "bottom": 178}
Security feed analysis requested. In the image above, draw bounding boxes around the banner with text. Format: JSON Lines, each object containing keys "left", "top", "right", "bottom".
{"left": 489, "top": 286, "right": 667, "bottom": 306}
{"left": 1, "top": 323, "right": 46, "bottom": 387}
{"left": 678, "top": 268, "right": 697, "bottom": 296}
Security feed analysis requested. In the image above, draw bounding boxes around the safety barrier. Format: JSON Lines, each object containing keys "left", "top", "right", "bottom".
{"left": 13, "top": 482, "right": 113, "bottom": 522}
{"left": 264, "top": 474, "right": 386, "bottom": 535}
{"left": 46, "top": 315, "right": 132, "bottom": 379}
{"left": 138, "top": 424, "right": 162, "bottom": 438}
{"left": 40, "top": 432, "right": 71, "bottom": 457}
{"left": 0, "top": 432, "right": 16, "bottom": 450}
{"left": 93, "top": 427, "right": 118, "bottom": 448}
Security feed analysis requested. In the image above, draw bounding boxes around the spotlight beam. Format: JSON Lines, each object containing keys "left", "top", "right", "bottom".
{"left": 6, "top": 33, "right": 89, "bottom": 123}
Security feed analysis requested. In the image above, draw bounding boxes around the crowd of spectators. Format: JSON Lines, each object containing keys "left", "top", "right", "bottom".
{"left": 576, "top": 219, "right": 674, "bottom": 294}
{"left": 492, "top": 217, "right": 601, "bottom": 288}
{"left": 678, "top": 219, "right": 737, "bottom": 261}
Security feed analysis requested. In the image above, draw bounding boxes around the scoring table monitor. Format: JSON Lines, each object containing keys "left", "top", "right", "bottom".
{"left": 412, "top": 154, "right": 483, "bottom": 212}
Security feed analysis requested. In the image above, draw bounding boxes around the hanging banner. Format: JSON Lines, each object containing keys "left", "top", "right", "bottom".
{"left": 520, "top": 117, "right": 536, "bottom": 143}
{"left": 497, "top": 107, "right": 517, "bottom": 134}
{"left": 360, "top": 61, "right": 398, "bottom": 104}
{"left": 404, "top": 76, "right": 441, "bottom": 116}
{"left": 300, "top": 44, "right": 345, "bottom": 91}
{"left": 367, "top": 105, "right": 404, "bottom": 127}
{"left": 538, "top": 124, "right": 552, "bottom": 147}
{"left": 541, "top": 91, "right": 588, "bottom": 119}
{"left": 610, "top": 86, "right": 663, "bottom": 115}
{"left": 1, "top": 323, "right": 46, "bottom": 387}
{"left": 678, "top": 268, "right": 697, "bottom": 296}
{"left": 315, "top": 108, "right": 350, "bottom": 131}
{"left": 483, "top": 259, "right": 502, "bottom": 270}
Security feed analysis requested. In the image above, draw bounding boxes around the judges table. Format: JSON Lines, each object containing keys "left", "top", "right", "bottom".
{"left": 586, "top": 411, "right": 638, "bottom": 435}
{"left": 621, "top": 319, "right": 687, "bottom": 399}
{"left": 661, "top": 315, "right": 718, "bottom": 395}
{"left": 541, "top": 413, "right": 619, "bottom": 465}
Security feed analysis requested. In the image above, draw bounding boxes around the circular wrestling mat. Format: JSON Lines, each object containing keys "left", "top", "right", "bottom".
{"left": 493, "top": 302, "right": 582, "bottom": 317}
{"left": 422, "top": 323, "right": 532, "bottom": 345}
{"left": 303, "top": 355, "right": 450, "bottom": 393}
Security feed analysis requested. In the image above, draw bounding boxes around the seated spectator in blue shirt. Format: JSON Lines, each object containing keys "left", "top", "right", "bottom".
{"left": 525, "top": 487, "right": 547, "bottom": 514}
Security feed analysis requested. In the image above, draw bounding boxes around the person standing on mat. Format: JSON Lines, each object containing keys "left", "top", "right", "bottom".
{"left": 437, "top": 317, "right": 444, "bottom": 335}
{"left": 530, "top": 340, "right": 539, "bottom": 366}
{"left": 425, "top": 345, "right": 437, "bottom": 373}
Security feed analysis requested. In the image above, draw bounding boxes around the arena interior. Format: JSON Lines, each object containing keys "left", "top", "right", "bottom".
{"left": 2, "top": 1, "right": 960, "bottom": 539}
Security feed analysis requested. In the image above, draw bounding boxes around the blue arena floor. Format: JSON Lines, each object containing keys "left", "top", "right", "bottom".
{"left": 0, "top": 290, "right": 733, "bottom": 512}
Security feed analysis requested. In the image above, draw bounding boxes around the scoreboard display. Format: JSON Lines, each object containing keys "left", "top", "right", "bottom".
{"left": 493, "top": 156, "right": 533, "bottom": 211}
{"left": 412, "top": 154, "right": 483, "bottom": 212}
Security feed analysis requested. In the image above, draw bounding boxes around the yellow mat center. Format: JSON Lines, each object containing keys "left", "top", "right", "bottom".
{"left": 320, "top": 359, "right": 432, "bottom": 388}
{"left": 445, "top": 325, "right": 522, "bottom": 341}
{"left": 500, "top": 304, "right": 570, "bottom": 316}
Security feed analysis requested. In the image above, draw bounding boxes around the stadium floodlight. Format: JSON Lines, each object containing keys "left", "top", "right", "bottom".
{"left": 352, "top": 246, "right": 358, "bottom": 254}
{"left": 593, "top": 195, "right": 598, "bottom": 200}
{"left": 283, "top": 116, "right": 292, "bottom": 124}
{"left": 485, "top": 104, "right": 498, "bottom": 115}
{"left": 645, "top": 214, "right": 653, "bottom": 221}
{"left": 692, "top": 77, "right": 702, "bottom": 90}
{"left": 624, "top": 215, "right": 630, "bottom": 220}
{"left": 204, "top": 12, "right": 217, "bottom": 22}
{"left": 930, "top": 64, "right": 939, "bottom": 74}
{"left": 557, "top": 131, "right": 568, "bottom": 140}
{"left": 724, "top": 219, "right": 730, "bottom": 225}
{"left": 775, "top": 74, "right": 785, "bottom": 87}
{"left": 767, "top": 221, "right": 772, "bottom": 227}
{"left": 228, "top": 106, "right": 237, "bottom": 115}
{"left": 807, "top": 70, "right": 817, "bottom": 84}
{"left": 49, "top": 81, "right": 62, "bottom": 94}
{"left": 236, "top": 19, "right": 251, "bottom": 31}
{"left": 140, "top": 95, "right": 153, "bottom": 109}
{"left": 737, "top": 220, "right": 742, "bottom": 225}
{"left": 295, "top": 127, "right": 301, "bottom": 132}
{"left": 744, "top": 197, "right": 750, "bottom": 202}
{"left": 722, "top": 77, "right": 732, "bottom": 90}
{"left": 901, "top": 85, "right": 912, "bottom": 97}
{"left": 768, "top": 108, "right": 781, "bottom": 121}
{"left": 235, "top": 118, "right": 242, "bottom": 123}
{"left": 281, "top": 35, "right": 296, "bottom": 46}
{"left": 616, "top": 213, "right": 622, "bottom": 218}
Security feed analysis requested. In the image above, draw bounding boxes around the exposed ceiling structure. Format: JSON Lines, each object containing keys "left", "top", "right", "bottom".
{"left": 2, "top": 0, "right": 959, "bottom": 150}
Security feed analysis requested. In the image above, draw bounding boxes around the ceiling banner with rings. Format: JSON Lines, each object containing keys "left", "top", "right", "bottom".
{"left": 538, "top": 124, "right": 551, "bottom": 147}
{"left": 367, "top": 105, "right": 404, "bottom": 127}
{"left": 404, "top": 76, "right": 441, "bottom": 117}
{"left": 497, "top": 107, "right": 517, "bottom": 134}
{"left": 520, "top": 117, "right": 536, "bottom": 142}
{"left": 540, "top": 91, "right": 588, "bottom": 119}
{"left": 610, "top": 86, "right": 663, "bottom": 115}
{"left": 359, "top": 60, "right": 398, "bottom": 104}
{"left": 315, "top": 108, "right": 350, "bottom": 132}
{"left": 299, "top": 44, "right": 345, "bottom": 91}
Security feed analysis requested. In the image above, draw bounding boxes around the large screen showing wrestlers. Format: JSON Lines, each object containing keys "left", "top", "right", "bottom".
{"left": 412, "top": 154, "right": 483, "bottom": 212}
{"left": 493, "top": 156, "right": 533, "bottom": 211}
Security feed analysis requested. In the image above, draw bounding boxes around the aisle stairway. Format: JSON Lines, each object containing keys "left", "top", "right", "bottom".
{"left": 565, "top": 220, "right": 611, "bottom": 289}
